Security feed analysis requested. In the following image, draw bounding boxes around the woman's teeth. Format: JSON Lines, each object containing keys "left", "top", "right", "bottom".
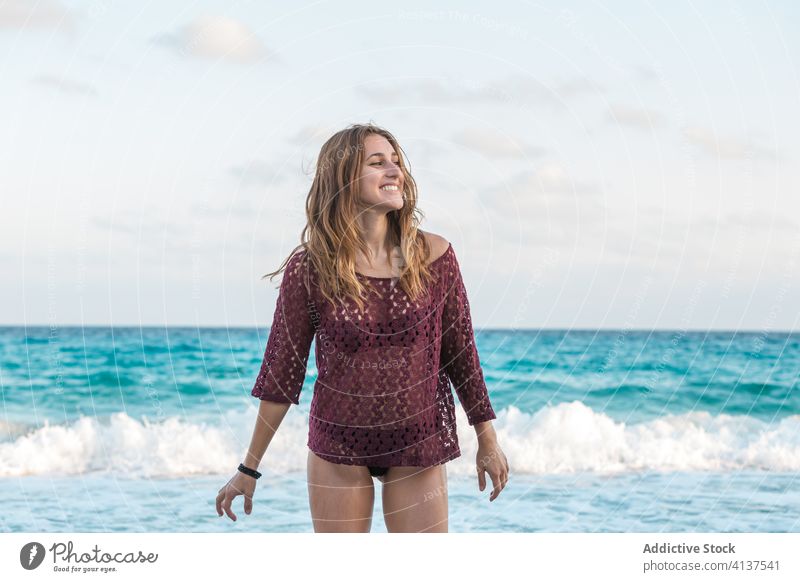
{"left": 380, "top": 185, "right": 399, "bottom": 191}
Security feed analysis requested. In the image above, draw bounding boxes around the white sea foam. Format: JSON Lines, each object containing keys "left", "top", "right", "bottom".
{"left": 1, "top": 401, "right": 798, "bottom": 477}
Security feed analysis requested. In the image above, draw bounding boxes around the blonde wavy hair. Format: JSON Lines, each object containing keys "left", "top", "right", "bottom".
{"left": 262, "top": 123, "right": 437, "bottom": 311}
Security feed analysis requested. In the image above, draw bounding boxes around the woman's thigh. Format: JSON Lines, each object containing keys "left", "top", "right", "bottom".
{"left": 307, "top": 450, "right": 375, "bottom": 533}
{"left": 381, "top": 464, "right": 448, "bottom": 533}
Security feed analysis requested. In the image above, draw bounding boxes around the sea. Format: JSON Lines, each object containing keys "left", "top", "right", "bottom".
{"left": 1, "top": 326, "right": 798, "bottom": 533}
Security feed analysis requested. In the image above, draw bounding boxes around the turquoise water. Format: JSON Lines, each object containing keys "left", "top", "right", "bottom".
{"left": 1, "top": 327, "right": 798, "bottom": 532}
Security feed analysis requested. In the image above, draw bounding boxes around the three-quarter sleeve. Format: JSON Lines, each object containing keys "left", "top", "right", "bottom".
{"left": 440, "top": 245, "right": 497, "bottom": 426}
{"left": 251, "top": 251, "right": 315, "bottom": 405}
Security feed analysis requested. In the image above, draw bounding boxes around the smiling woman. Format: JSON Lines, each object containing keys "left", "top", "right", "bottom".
{"left": 215, "top": 122, "right": 509, "bottom": 533}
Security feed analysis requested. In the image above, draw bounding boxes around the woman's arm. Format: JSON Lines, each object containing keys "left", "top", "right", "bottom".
{"left": 242, "top": 399, "right": 291, "bottom": 471}
{"left": 251, "top": 250, "right": 316, "bottom": 405}
{"left": 473, "top": 419, "right": 498, "bottom": 445}
{"left": 217, "top": 398, "right": 291, "bottom": 521}
{"left": 217, "top": 251, "right": 315, "bottom": 521}
{"left": 440, "top": 245, "right": 508, "bottom": 501}
{"left": 440, "top": 244, "right": 497, "bottom": 436}
{"left": 246, "top": 251, "right": 315, "bottom": 462}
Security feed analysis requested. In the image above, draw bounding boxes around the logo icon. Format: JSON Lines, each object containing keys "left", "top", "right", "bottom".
{"left": 20, "top": 542, "right": 46, "bottom": 570}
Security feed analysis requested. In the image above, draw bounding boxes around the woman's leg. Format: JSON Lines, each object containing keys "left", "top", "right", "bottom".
{"left": 381, "top": 464, "right": 448, "bottom": 533}
{"left": 307, "top": 450, "right": 375, "bottom": 532}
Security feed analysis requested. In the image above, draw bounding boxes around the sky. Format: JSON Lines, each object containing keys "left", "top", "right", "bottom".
{"left": 1, "top": 0, "right": 798, "bottom": 330}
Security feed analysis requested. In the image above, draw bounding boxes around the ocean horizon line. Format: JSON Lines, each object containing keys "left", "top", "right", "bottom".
{"left": 3, "top": 324, "right": 798, "bottom": 334}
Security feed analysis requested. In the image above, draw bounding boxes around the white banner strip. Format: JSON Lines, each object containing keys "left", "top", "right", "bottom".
{"left": 2, "top": 533, "right": 798, "bottom": 581}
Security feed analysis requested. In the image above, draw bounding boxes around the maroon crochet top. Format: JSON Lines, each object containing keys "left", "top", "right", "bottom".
{"left": 251, "top": 242, "right": 496, "bottom": 467}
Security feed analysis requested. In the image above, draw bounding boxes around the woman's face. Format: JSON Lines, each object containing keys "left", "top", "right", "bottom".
{"left": 357, "top": 133, "right": 404, "bottom": 212}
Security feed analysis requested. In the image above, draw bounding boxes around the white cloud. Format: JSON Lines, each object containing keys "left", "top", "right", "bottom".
{"left": 356, "top": 74, "right": 602, "bottom": 110}
{"left": 0, "top": 0, "right": 72, "bottom": 31}
{"left": 451, "top": 128, "right": 546, "bottom": 159}
{"left": 477, "top": 161, "right": 603, "bottom": 246}
{"left": 286, "top": 124, "right": 336, "bottom": 146}
{"left": 30, "top": 75, "right": 98, "bottom": 97}
{"left": 695, "top": 209, "right": 798, "bottom": 232}
{"left": 228, "top": 160, "right": 289, "bottom": 188}
{"left": 607, "top": 104, "right": 664, "bottom": 130}
{"left": 682, "top": 126, "right": 776, "bottom": 160}
{"left": 524, "top": 160, "right": 597, "bottom": 195}
{"left": 629, "top": 63, "right": 659, "bottom": 84}
{"left": 153, "top": 16, "right": 268, "bottom": 64}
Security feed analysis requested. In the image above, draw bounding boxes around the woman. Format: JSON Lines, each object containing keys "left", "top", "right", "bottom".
{"left": 215, "top": 123, "right": 509, "bottom": 533}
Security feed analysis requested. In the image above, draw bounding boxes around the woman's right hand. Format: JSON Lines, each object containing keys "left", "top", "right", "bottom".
{"left": 216, "top": 471, "right": 257, "bottom": 521}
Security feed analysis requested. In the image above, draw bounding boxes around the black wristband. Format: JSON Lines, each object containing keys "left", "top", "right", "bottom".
{"left": 238, "top": 463, "right": 262, "bottom": 479}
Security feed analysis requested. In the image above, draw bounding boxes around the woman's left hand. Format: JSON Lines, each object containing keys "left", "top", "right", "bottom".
{"left": 476, "top": 437, "right": 509, "bottom": 502}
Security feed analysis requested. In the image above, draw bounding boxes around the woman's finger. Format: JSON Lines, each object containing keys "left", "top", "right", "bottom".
{"left": 488, "top": 471, "right": 501, "bottom": 501}
{"left": 498, "top": 473, "right": 508, "bottom": 497}
{"left": 477, "top": 467, "right": 486, "bottom": 491}
{"left": 223, "top": 495, "right": 237, "bottom": 521}
{"left": 215, "top": 490, "right": 225, "bottom": 516}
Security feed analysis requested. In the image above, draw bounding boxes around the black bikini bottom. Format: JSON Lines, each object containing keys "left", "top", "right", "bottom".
{"left": 367, "top": 465, "right": 389, "bottom": 477}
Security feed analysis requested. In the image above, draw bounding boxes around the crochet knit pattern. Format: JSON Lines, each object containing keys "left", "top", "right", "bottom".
{"left": 251, "top": 242, "right": 496, "bottom": 467}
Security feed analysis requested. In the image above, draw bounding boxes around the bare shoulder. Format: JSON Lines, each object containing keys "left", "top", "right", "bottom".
{"left": 420, "top": 230, "right": 451, "bottom": 264}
